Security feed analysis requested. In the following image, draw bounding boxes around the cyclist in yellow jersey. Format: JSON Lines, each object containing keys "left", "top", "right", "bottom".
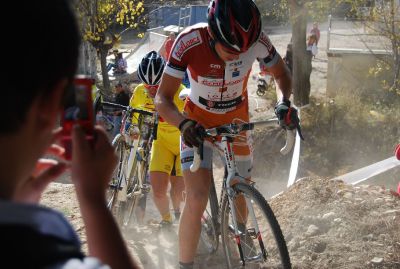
{"left": 130, "top": 51, "right": 185, "bottom": 227}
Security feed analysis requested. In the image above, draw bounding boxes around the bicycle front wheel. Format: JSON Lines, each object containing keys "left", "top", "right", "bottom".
{"left": 200, "top": 174, "right": 220, "bottom": 254}
{"left": 123, "top": 156, "right": 149, "bottom": 227}
{"left": 107, "top": 135, "right": 129, "bottom": 226}
{"left": 221, "top": 183, "right": 291, "bottom": 269}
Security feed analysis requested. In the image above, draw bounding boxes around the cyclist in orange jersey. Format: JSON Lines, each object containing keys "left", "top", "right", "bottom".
{"left": 155, "top": 0, "right": 300, "bottom": 267}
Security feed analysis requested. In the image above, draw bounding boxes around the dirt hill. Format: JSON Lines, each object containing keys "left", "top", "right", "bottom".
{"left": 271, "top": 177, "right": 400, "bottom": 269}
{"left": 41, "top": 176, "right": 400, "bottom": 269}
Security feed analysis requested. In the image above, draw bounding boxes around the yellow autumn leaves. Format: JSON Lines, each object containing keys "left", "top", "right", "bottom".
{"left": 80, "top": 0, "right": 144, "bottom": 42}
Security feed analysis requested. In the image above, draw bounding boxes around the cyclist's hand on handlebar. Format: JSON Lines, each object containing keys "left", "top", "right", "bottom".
{"left": 275, "top": 99, "right": 296, "bottom": 130}
{"left": 274, "top": 99, "right": 304, "bottom": 140}
{"left": 179, "top": 119, "right": 205, "bottom": 148}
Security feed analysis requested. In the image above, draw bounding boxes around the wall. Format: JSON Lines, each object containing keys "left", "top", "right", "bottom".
{"left": 148, "top": 5, "right": 207, "bottom": 29}
{"left": 326, "top": 49, "right": 393, "bottom": 97}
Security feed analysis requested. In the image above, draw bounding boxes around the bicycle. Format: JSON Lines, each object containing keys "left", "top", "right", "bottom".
{"left": 193, "top": 118, "right": 298, "bottom": 268}
{"left": 102, "top": 101, "right": 158, "bottom": 227}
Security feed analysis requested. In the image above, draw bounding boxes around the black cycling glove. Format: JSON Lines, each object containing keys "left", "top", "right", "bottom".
{"left": 179, "top": 119, "right": 205, "bottom": 148}
{"left": 274, "top": 99, "right": 298, "bottom": 130}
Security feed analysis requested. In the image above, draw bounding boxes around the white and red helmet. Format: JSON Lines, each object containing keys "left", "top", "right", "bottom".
{"left": 207, "top": 0, "right": 262, "bottom": 53}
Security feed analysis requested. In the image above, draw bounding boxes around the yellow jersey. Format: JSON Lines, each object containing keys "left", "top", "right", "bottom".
{"left": 129, "top": 83, "right": 185, "bottom": 144}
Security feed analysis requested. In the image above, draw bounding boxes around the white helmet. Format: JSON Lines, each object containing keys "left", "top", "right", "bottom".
{"left": 137, "top": 51, "right": 165, "bottom": 86}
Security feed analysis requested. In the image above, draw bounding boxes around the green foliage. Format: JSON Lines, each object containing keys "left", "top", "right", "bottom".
{"left": 255, "top": 0, "right": 340, "bottom": 25}
{"left": 255, "top": 0, "right": 290, "bottom": 25}
{"left": 343, "top": 0, "right": 400, "bottom": 90}
{"left": 300, "top": 91, "right": 400, "bottom": 179}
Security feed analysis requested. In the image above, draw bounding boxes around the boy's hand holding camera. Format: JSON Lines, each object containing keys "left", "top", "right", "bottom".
{"left": 14, "top": 76, "right": 117, "bottom": 206}
{"left": 13, "top": 129, "right": 67, "bottom": 203}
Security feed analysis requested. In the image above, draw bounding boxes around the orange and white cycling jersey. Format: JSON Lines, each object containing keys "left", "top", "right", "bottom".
{"left": 165, "top": 23, "right": 280, "bottom": 128}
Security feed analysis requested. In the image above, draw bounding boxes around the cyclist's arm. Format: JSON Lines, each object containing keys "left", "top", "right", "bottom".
{"left": 129, "top": 87, "right": 141, "bottom": 125}
{"left": 257, "top": 32, "right": 292, "bottom": 101}
{"left": 155, "top": 73, "right": 186, "bottom": 128}
{"left": 268, "top": 58, "right": 292, "bottom": 101}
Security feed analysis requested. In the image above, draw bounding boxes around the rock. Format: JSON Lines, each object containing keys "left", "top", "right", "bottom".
{"left": 288, "top": 239, "right": 301, "bottom": 252}
{"left": 371, "top": 257, "right": 384, "bottom": 264}
{"left": 371, "top": 190, "right": 383, "bottom": 195}
{"left": 362, "top": 234, "right": 374, "bottom": 241}
{"left": 311, "top": 253, "right": 318, "bottom": 261}
{"left": 285, "top": 233, "right": 293, "bottom": 242}
{"left": 333, "top": 218, "right": 342, "bottom": 223}
{"left": 306, "top": 224, "right": 320, "bottom": 236}
{"left": 336, "top": 189, "right": 344, "bottom": 195}
{"left": 378, "top": 234, "right": 386, "bottom": 241}
{"left": 343, "top": 192, "right": 353, "bottom": 199}
{"left": 348, "top": 256, "right": 358, "bottom": 262}
{"left": 361, "top": 190, "right": 370, "bottom": 196}
{"left": 374, "top": 198, "right": 383, "bottom": 203}
{"left": 383, "top": 209, "right": 400, "bottom": 215}
{"left": 322, "top": 212, "right": 335, "bottom": 219}
{"left": 314, "top": 241, "right": 327, "bottom": 253}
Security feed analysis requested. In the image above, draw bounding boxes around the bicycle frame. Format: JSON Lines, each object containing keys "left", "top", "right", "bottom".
{"left": 103, "top": 101, "right": 156, "bottom": 220}
{"left": 114, "top": 107, "right": 157, "bottom": 202}
{"left": 195, "top": 119, "right": 297, "bottom": 264}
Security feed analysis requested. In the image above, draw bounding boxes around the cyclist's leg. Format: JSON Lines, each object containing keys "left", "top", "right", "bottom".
{"left": 236, "top": 132, "right": 253, "bottom": 221}
{"left": 170, "top": 156, "right": 184, "bottom": 221}
{"left": 179, "top": 141, "right": 213, "bottom": 264}
{"left": 151, "top": 172, "right": 171, "bottom": 223}
{"left": 219, "top": 129, "right": 253, "bottom": 226}
{"left": 150, "top": 139, "right": 175, "bottom": 224}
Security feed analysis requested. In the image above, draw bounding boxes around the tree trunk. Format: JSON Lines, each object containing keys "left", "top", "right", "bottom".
{"left": 290, "top": 1, "right": 311, "bottom": 106}
{"left": 77, "top": 41, "right": 97, "bottom": 78}
{"left": 389, "top": 0, "right": 399, "bottom": 90}
{"left": 393, "top": 38, "right": 400, "bottom": 90}
{"left": 100, "top": 47, "right": 111, "bottom": 95}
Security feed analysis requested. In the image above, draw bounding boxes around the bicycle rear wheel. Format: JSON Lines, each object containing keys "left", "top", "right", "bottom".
{"left": 221, "top": 183, "right": 291, "bottom": 269}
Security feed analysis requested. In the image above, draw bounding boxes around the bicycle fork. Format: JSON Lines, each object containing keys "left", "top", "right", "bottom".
{"left": 221, "top": 137, "right": 266, "bottom": 265}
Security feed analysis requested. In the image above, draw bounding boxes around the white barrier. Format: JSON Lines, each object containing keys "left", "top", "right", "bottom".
{"left": 125, "top": 31, "right": 167, "bottom": 75}
{"left": 332, "top": 156, "right": 400, "bottom": 185}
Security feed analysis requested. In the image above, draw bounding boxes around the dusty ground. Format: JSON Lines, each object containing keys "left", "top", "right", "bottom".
{"left": 41, "top": 176, "right": 400, "bottom": 268}
{"left": 41, "top": 20, "right": 400, "bottom": 269}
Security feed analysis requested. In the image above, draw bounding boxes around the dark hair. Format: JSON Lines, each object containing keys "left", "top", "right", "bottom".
{"left": 1, "top": 0, "right": 80, "bottom": 133}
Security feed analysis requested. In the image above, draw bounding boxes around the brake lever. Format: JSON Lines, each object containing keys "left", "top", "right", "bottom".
{"left": 296, "top": 123, "right": 305, "bottom": 141}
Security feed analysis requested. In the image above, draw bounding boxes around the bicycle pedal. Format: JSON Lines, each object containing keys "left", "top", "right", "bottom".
{"left": 141, "top": 184, "right": 151, "bottom": 193}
